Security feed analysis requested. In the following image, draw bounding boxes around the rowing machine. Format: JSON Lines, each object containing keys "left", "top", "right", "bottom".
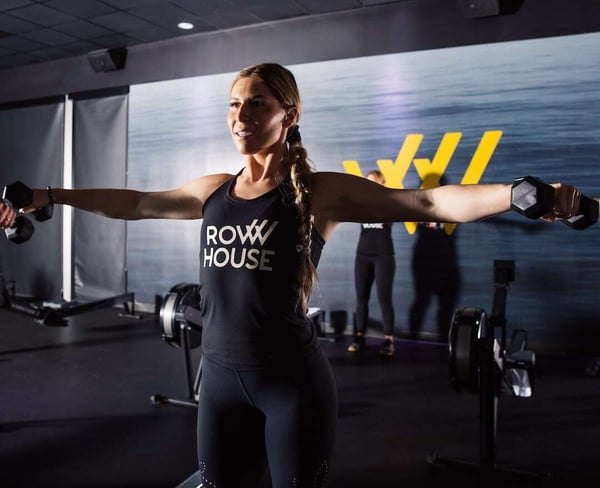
{"left": 0, "top": 272, "right": 140, "bottom": 326}
{"left": 428, "top": 259, "right": 550, "bottom": 482}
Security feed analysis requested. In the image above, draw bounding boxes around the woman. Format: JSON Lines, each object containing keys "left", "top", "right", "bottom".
{"left": 0, "top": 63, "right": 584, "bottom": 487}
{"left": 349, "top": 169, "right": 397, "bottom": 356}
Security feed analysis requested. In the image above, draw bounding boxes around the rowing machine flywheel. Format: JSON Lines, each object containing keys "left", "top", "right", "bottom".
{"left": 159, "top": 282, "right": 202, "bottom": 349}
{"left": 448, "top": 306, "right": 486, "bottom": 394}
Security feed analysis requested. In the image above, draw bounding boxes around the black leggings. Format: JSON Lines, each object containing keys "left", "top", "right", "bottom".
{"left": 354, "top": 253, "right": 396, "bottom": 336}
{"left": 196, "top": 346, "right": 338, "bottom": 487}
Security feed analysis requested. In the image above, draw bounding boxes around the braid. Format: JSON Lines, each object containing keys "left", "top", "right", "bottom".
{"left": 288, "top": 134, "right": 316, "bottom": 312}
{"left": 234, "top": 63, "right": 318, "bottom": 312}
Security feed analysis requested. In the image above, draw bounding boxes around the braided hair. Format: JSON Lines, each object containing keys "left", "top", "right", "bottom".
{"left": 232, "top": 63, "right": 316, "bottom": 312}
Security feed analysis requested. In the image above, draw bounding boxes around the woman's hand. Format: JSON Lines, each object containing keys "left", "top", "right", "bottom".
{"left": 542, "top": 183, "right": 581, "bottom": 222}
{"left": 19, "top": 188, "right": 51, "bottom": 215}
{"left": 0, "top": 201, "right": 17, "bottom": 230}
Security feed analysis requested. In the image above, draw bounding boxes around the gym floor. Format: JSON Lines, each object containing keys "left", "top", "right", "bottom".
{"left": 1, "top": 306, "right": 599, "bottom": 488}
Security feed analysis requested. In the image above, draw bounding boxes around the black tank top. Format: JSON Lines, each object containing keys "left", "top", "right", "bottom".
{"left": 198, "top": 173, "right": 323, "bottom": 368}
{"left": 356, "top": 222, "right": 394, "bottom": 256}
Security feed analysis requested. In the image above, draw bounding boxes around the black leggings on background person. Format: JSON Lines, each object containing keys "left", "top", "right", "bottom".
{"left": 408, "top": 222, "right": 460, "bottom": 342}
{"left": 354, "top": 253, "right": 396, "bottom": 336}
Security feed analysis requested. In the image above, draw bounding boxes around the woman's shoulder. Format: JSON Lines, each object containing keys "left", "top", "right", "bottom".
{"left": 311, "top": 170, "right": 362, "bottom": 186}
{"left": 207, "top": 173, "right": 235, "bottom": 186}
{"left": 182, "top": 173, "right": 234, "bottom": 207}
{"left": 192, "top": 173, "right": 234, "bottom": 191}
{"left": 311, "top": 171, "right": 375, "bottom": 199}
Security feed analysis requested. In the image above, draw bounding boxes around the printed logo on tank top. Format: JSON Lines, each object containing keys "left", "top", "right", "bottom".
{"left": 203, "top": 219, "right": 279, "bottom": 271}
{"left": 362, "top": 223, "right": 385, "bottom": 229}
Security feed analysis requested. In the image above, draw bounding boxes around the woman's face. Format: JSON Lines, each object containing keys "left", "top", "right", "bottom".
{"left": 228, "top": 76, "right": 289, "bottom": 157}
{"left": 367, "top": 172, "right": 385, "bottom": 186}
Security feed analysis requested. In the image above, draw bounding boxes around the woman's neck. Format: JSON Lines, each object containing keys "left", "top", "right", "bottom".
{"left": 232, "top": 154, "right": 289, "bottom": 200}
{"left": 243, "top": 152, "right": 290, "bottom": 183}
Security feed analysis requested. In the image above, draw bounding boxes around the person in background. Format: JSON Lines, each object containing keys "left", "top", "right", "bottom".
{"left": 348, "top": 169, "right": 397, "bottom": 356}
{"left": 409, "top": 175, "right": 460, "bottom": 343}
{"left": 0, "top": 62, "right": 589, "bottom": 488}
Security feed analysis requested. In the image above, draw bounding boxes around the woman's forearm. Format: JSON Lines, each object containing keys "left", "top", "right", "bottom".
{"left": 32, "top": 187, "right": 146, "bottom": 220}
{"left": 312, "top": 172, "right": 513, "bottom": 225}
{"left": 425, "top": 183, "right": 512, "bottom": 223}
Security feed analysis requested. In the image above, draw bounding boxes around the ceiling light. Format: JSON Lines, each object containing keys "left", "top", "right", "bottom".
{"left": 178, "top": 22, "right": 194, "bottom": 30}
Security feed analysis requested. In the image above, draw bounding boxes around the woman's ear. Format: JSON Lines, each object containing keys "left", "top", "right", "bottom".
{"left": 283, "top": 108, "right": 298, "bottom": 128}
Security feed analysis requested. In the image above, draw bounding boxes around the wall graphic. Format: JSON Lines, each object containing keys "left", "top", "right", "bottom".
{"left": 128, "top": 32, "right": 600, "bottom": 353}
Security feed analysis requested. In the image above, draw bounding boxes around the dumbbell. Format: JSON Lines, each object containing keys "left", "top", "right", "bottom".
{"left": 511, "top": 175, "right": 598, "bottom": 230}
{"left": 2, "top": 180, "right": 53, "bottom": 222}
{"left": 2, "top": 181, "right": 53, "bottom": 244}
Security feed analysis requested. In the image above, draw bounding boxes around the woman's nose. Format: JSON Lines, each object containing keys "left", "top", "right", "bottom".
{"left": 237, "top": 102, "right": 251, "bottom": 122}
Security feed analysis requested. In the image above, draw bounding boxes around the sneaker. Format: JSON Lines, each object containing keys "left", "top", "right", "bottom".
{"left": 379, "top": 338, "right": 395, "bottom": 357}
{"left": 348, "top": 336, "right": 365, "bottom": 353}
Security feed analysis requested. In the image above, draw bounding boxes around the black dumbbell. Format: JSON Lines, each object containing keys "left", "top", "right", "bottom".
{"left": 2, "top": 181, "right": 53, "bottom": 244}
{"left": 5, "top": 216, "right": 35, "bottom": 244}
{"left": 511, "top": 175, "right": 598, "bottom": 230}
{"left": 2, "top": 180, "right": 53, "bottom": 222}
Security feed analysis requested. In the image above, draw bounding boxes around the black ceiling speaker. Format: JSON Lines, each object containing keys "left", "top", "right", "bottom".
{"left": 458, "top": 0, "right": 501, "bottom": 18}
{"left": 87, "top": 47, "right": 127, "bottom": 72}
{"left": 458, "top": 0, "right": 525, "bottom": 18}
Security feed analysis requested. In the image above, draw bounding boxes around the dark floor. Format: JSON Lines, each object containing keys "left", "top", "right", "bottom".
{"left": 1, "top": 305, "right": 599, "bottom": 488}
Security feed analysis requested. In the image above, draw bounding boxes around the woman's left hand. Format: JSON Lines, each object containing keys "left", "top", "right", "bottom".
{"left": 542, "top": 183, "right": 581, "bottom": 221}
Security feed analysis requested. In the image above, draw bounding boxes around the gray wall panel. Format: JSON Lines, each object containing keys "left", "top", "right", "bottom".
{"left": 0, "top": 103, "right": 63, "bottom": 299}
{"left": 73, "top": 93, "right": 128, "bottom": 301}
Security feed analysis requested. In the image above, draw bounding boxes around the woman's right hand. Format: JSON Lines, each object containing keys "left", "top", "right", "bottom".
{"left": 0, "top": 201, "right": 17, "bottom": 230}
{"left": 20, "top": 188, "right": 51, "bottom": 215}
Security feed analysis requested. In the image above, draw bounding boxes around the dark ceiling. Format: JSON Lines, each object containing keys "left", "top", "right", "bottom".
{"left": 0, "top": 0, "right": 409, "bottom": 72}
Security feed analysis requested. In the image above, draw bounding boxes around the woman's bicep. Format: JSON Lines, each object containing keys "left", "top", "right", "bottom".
{"left": 311, "top": 172, "right": 423, "bottom": 225}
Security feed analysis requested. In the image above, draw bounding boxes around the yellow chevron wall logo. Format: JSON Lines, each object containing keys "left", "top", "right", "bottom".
{"left": 342, "top": 131, "right": 503, "bottom": 235}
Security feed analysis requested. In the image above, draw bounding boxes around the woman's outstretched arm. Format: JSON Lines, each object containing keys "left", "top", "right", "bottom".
{"left": 20, "top": 173, "right": 233, "bottom": 221}
{"left": 311, "top": 172, "right": 584, "bottom": 240}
